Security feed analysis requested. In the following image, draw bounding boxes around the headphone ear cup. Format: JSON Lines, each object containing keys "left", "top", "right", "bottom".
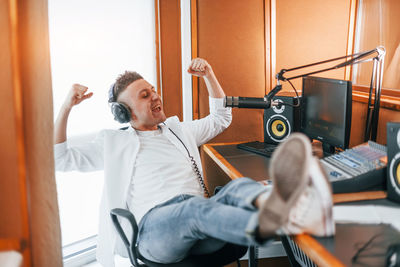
{"left": 111, "top": 102, "right": 131, "bottom": 123}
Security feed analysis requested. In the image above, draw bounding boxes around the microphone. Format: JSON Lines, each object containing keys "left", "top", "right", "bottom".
{"left": 224, "top": 96, "right": 271, "bottom": 109}
{"left": 224, "top": 84, "right": 283, "bottom": 109}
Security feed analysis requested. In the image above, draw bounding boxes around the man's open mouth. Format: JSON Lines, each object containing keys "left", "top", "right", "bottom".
{"left": 151, "top": 104, "right": 161, "bottom": 112}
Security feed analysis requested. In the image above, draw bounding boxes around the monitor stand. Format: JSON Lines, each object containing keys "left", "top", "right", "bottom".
{"left": 322, "top": 142, "right": 335, "bottom": 157}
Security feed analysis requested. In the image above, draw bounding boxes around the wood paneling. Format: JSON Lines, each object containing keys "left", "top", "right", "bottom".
{"left": 155, "top": 0, "right": 161, "bottom": 94}
{"left": 191, "top": 0, "right": 199, "bottom": 119}
{"left": 1, "top": 0, "right": 62, "bottom": 266}
{"left": 18, "top": 0, "right": 62, "bottom": 265}
{"left": 356, "top": 0, "right": 400, "bottom": 88}
{"left": 275, "top": 0, "right": 352, "bottom": 92}
{"left": 0, "top": 239, "right": 22, "bottom": 251}
{"left": 344, "top": 0, "right": 358, "bottom": 80}
{"left": 349, "top": 100, "right": 400, "bottom": 146}
{"left": 0, "top": 0, "right": 24, "bottom": 242}
{"left": 197, "top": 0, "right": 267, "bottom": 143}
{"left": 158, "top": 0, "right": 183, "bottom": 120}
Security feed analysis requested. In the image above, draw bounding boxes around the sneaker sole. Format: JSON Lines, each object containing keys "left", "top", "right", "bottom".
{"left": 259, "top": 133, "right": 312, "bottom": 237}
{"left": 309, "top": 158, "right": 335, "bottom": 236}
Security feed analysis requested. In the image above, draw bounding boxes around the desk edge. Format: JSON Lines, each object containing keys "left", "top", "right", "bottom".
{"left": 203, "top": 144, "right": 243, "bottom": 180}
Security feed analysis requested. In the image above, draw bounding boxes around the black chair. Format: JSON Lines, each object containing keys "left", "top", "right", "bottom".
{"left": 110, "top": 208, "right": 248, "bottom": 267}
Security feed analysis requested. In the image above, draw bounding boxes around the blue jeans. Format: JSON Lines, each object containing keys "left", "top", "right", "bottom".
{"left": 137, "top": 177, "right": 271, "bottom": 263}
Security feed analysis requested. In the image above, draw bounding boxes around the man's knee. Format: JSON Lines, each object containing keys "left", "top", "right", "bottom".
{"left": 214, "top": 177, "right": 256, "bottom": 196}
{"left": 227, "top": 177, "right": 254, "bottom": 188}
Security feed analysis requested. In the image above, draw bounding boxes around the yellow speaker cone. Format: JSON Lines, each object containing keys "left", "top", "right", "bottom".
{"left": 271, "top": 120, "right": 286, "bottom": 137}
{"left": 396, "top": 163, "right": 400, "bottom": 185}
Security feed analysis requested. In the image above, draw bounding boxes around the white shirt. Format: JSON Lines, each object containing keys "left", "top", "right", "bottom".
{"left": 127, "top": 128, "right": 203, "bottom": 223}
{"left": 54, "top": 97, "right": 231, "bottom": 267}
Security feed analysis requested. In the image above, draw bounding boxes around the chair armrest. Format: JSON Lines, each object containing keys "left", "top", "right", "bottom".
{"left": 110, "top": 208, "right": 143, "bottom": 266}
{"left": 110, "top": 208, "right": 138, "bottom": 248}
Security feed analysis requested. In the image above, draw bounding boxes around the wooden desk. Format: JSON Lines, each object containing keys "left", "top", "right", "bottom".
{"left": 203, "top": 142, "right": 390, "bottom": 267}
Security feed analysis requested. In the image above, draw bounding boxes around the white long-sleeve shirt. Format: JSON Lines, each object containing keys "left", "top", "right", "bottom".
{"left": 54, "top": 97, "right": 232, "bottom": 267}
{"left": 127, "top": 128, "right": 203, "bottom": 223}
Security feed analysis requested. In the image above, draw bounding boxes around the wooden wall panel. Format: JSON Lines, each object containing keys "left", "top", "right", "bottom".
{"left": 18, "top": 0, "right": 62, "bottom": 266}
{"left": 0, "top": 0, "right": 24, "bottom": 241}
{"left": 275, "top": 0, "right": 352, "bottom": 92}
{"left": 159, "top": 0, "right": 183, "bottom": 120}
{"left": 1, "top": 0, "right": 62, "bottom": 266}
{"left": 197, "top": 0, "right": 267, "bottom": 143}
{"left": 349, "top": 101, "right": 368, "bottom": 147}
{"left": 350, "top": 100, "right": 400, "bottom": 146}
{"left": 356, "top": 0, "right": 400, "bottom": 88}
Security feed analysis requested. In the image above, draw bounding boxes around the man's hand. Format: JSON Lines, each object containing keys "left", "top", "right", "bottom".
{"left": 187, "top": 58, "right": 213, "bottom": 78}
{"left": 187, "top": 58, "right": 225, "bottom": 98}
{"left": 63, "top": 84, "right": 93, "bottom": 110}
{"left": 54, "top": 84, "right": 93, "bottom": 144}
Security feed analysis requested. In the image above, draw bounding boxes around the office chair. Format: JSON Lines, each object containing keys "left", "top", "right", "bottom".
{"left": 110, "top": 208, "right": 248, "bottom": 267}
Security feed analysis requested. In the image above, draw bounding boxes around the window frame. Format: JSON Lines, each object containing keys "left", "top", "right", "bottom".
{"left": 350, "top": 0, "right": 400, "bottom": 111}
{"left": 62, "top": 235, "right": 97, "bottom": 266}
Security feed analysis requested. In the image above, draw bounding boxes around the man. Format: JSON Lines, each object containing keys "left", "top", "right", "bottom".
{"left": 54, "top": 58, "right": 334, "bottom": 266}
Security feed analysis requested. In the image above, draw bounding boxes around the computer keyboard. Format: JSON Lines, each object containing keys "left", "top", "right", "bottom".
{"left": 237, "top": 141, "right": 277, "bottom": 157}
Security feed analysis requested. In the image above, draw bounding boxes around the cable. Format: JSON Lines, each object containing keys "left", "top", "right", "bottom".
{"left": 283, "top": 80, "right": 301, "bottom": 108}
{"left": 351, "top": 232, "right": 382, "bottom": 263}
{"left": 272, "top": 80, "right": 301, "bottom": 108}
{"left": 288, "top": 80, "right": 300, "bottom": 99}
{"left": 165, "top": 124, "right": 211, "bottom": 197}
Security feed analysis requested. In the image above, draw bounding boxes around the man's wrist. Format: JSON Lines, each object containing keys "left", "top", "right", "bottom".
{"left": 204, "top": 69, "right": 215, "bottom": 81}
{"left": 61, "top": 103, "right": 73, "bottom": 114}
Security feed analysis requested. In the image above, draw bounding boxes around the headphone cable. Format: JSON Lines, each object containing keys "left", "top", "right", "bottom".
{"left": 164, "top": 124, "right": 211, "bottom": 198}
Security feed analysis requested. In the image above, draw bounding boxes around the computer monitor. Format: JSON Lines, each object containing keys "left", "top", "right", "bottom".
{"left": 301, "top": 76, "right": 352, "bottom": 155}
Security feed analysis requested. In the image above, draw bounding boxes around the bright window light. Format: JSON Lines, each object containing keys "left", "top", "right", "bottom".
{"left": 48, "top": 0, "right": 156, "bottom": 247}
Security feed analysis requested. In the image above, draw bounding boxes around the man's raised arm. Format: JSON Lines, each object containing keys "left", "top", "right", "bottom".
{"left": 187, "top": 58, "right": 225, "bottom": 98}
{"left": 54, "top": 84, "right": 93, "bottom": 144}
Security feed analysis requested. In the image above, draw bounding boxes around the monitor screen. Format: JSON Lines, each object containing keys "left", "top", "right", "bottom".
{"left": 301, "top": 76, "right": 352, "bottom": 151}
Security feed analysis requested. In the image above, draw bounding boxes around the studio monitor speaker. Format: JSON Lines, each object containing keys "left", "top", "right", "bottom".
{"left": 387, "top": 122, "right": 400, "bottom": 203}
{"left": 264, "top": 96, "right": 301, "bottom": 144}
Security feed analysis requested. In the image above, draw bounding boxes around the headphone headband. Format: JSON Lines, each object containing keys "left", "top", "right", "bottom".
{"left": 108, "top": 82, "right": 131, "bottom": 123}
{"left": 108, "top": 83, "right": 116, "bottom": 103}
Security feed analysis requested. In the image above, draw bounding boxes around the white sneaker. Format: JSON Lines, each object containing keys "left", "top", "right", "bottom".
{"left": 258, "top": 133, "right": 335, "bottom": 237}
{"left": 280, "top": 158, "right": 335, "bottom": 237}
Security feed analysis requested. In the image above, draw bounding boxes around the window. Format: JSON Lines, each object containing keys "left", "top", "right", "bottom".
{"left": 353, "top": 0, "right": 400, "bottom": 89}
{"left": 48, "top": 0, "right": 156, "bottom": 262}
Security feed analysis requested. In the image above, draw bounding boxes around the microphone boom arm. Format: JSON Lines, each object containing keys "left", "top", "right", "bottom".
{"left": 271, "top": 46, "right": 385, "bottom": 142}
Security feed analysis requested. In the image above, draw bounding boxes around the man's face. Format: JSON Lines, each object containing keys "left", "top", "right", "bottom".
{"left": 118, "top": 79, "right": 166, "bottom": 131}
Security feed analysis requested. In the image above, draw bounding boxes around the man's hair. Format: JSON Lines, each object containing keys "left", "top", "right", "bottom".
{"left": 110, "top": 71, "right": 143, "bottom": 102}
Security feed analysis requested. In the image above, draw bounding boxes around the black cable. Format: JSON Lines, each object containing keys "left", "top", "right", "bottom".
{"left": 273, "top": 80, "right": 301, "bottom": 108}
{"left": 165, "top": 124, "right": 211, "bottom": 197}
{"left": 288, "top": 80, "right": 300, "bottom": 99}
{"left": 351, "top": 233, "right": 382, "bottom": 263}
{"left": 284, "top": 80, "right": 301, "bottom": 108}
